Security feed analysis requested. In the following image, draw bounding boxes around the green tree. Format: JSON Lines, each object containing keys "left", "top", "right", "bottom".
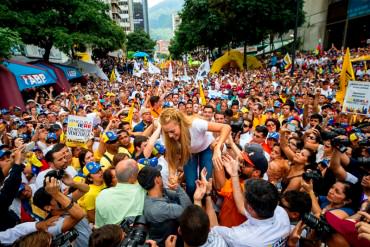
{"left": 0, "top": 28, "right": 22, "bottom": 59}
{"left": 126, "top": 29, "right": 156, "bottom": 54}
{"left": 170, "top": 0, "right": 305, "bottom": 62}
{"left": 0, "top": 0, "right": 125, "bottom": 61}
{"left": 169, "top": 0, "right": 231, "bottom": 56}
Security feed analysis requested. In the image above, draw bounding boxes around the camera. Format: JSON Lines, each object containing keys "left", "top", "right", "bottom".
{"left": 45, "top": 169, "right": 65, "bottom": 181}
{"left": 120, "top": 215, "right": 148, "bottom": 247}
{"left": 357, "top": 157, "right": 370, "bottom": 167}
{"left": 331, "top": 136, "right": 351, "bottom": 153}
{"left": 358, "top": 139, "right": 370, "bottom": 147}
{"left": 230, "top": 122, "right": 243, "bottom": 134}
{"left": 302, "top": 213, "right": 331, "bottom": 238}
{"left": 302, "top": 170, "right": 322, "bottom": 182}
{"left": 51, "top": 228, "right": 79, "bottom": 247}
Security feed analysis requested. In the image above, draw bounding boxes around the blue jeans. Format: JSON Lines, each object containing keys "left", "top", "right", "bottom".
{"left": 183, "top": 146, "right": 213, "bottom": 197}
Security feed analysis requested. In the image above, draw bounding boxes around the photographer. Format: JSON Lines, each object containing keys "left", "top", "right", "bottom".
{"left": 34, "top": 144, "right": 89, "bottom": 201}
{"left": 280, "top": 191, "right": 312, "bottom": 247}
{"left": 33, "top": 176, "right": 91, "bottom": 247}
{"left": 0, "top": 146, "right": 25, "bottom": 231}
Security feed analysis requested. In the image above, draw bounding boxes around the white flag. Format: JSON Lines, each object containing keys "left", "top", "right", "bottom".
{"left": 168, "top": 62, "right": 173, "bottom": 81}
{"left": 181, "top": 66, "right": 190, "bottom": 83}
{"left": 133, "top": 60, "right": 143, "bottom": 77}
{"left": 148, "top": 61, "right": 160, "bottom": 74}
{"left": 115, "top": 68, "right": 122, "bottom": 83}
{"left": 195, "top": 57, "right": 210, "bottom": 82}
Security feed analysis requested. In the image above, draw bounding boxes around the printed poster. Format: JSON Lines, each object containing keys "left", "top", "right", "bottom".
{"left": 342, "top": 81, "right": 370, "bottom": 115}
{"left": 66, "top": 115, "right": 93, "bottom": 147}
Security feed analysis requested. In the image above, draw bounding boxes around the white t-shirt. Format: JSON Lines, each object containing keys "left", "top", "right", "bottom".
{"left": 213, "top": 206, "right": 290, "bottom": 247}
{"left": 158, "top": 155, "right": 170, "bottom": 189}
{"left": 320, "top": 88, "right": 333, "bottom": 98}
{"left": 189, "top": 119, "right": 214, "bottom": 154}
{"left": 239, "top": 132, "right": 253, "bottom": 149}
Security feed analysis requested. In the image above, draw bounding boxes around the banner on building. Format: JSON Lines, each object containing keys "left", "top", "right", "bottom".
{"left": 66, "top": 115, "right": 93, "bottom": 147}
{"left": 342, "top": 81, "right": 370, "bottom": 115}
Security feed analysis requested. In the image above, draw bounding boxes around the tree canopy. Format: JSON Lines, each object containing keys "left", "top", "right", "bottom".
{"left": 0, "top": 28, "right": 22, "bottom": 59}
{"left": 169, "top": 0, "right": 305, "bottom": 58}
{"left": 126, "top": 29, "right": 156, "bottom": 54}
{"left": 0, "top": 0, "right": 126, "bottom": 61}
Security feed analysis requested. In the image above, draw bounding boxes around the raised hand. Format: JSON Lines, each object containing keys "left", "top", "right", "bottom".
{"left": 193, "top": 180, "right": 206, "bottom": 202}
{"left": 222, "top": 154, "right": 239, "bottom": 177}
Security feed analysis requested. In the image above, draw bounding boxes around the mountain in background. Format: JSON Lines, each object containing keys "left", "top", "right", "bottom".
{"left": 149, "top": 0, "right": 184, "bottom": 41}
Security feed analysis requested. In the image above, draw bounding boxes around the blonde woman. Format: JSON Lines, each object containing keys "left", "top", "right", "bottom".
{"left": 159, "top": 108, "right": 231, "bottom": 195}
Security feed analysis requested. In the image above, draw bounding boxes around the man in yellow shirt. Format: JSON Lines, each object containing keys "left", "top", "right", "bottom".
{"left": 150, "top": 96, "right": 162, "bottom": 119}
{"left": 118, "top": 130, "right": 134, "bottom": 156}
{"left": 252, "top": 103, "right": 267, "bottom": 129}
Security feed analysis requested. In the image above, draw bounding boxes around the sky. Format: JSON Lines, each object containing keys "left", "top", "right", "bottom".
{"left": 148, "top": 0, "right": 163, "bottom": 7}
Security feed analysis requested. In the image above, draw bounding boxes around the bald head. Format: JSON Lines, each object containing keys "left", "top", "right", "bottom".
{"left": 115, "top": 159, "right": 139, "bottom": 183}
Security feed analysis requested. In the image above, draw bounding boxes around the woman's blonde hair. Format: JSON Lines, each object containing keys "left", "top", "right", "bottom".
{"left": 159, "top": 108, "right": 191, "bottom": 169}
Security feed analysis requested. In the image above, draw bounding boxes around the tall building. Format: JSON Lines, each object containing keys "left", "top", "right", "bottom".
{"left": 118, "top": 0, "right": 134, "bottom": 33}
{"left": 299, "top": 0, "right": 329, "bottom": 51}
{"left": 325, "top": 0, "right": 370, "bottom": 49}
{"left": 101, "top": 0, "right": 122, "bottom": 25}
{"left": 110, "top": 0, "right": 122, "bottom": 25}
{"left": 172, "top": 13, "right": 181, "bottom": 36}
{"left": 132, "top": 0, "right": 149, "bottom": 33}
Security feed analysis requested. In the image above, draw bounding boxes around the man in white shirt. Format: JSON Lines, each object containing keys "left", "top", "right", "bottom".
{"left": 213, "top": 179, "right": 290, "bottom": 247}
{"left": 34, "top": 144, "right": 77, "bottom": 193}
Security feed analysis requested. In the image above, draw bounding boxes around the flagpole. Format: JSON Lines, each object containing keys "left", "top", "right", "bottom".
{"left": 290, "top": 0, "right": 299, "bottom": 76}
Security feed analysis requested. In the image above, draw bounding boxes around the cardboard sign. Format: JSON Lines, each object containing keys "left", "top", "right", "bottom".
{"left": 342, "top": 81, "right": 370, "bottom": 115}
{"left": 66, "top": 115, "right": 93, "bottom": 147}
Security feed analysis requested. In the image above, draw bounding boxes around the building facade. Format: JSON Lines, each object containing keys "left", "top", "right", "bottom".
{"left": 297, "top": 0, "right": 370, "bottom": 50}
{"left": 299, "top": 0, "right": 329, "bottom": 51}
{"left": 132, "top": 0, "right": 149, "bottom": 33}
{"left": 102, "top": 0, "right": 148, "bottom": 34}
{"left": 326, "top": 0, "right": 370, "bottom": 49}
{"left": 172, "top": 12, "right": 181, "bottom": 36}
{"left": 118, "top": 0, "right": 134, "bottom": 33}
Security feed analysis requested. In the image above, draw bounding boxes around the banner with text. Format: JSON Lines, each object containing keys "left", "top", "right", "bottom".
{"left": 66, "top": 115, "right": 93, "bottom": 147}
{"left": 342, "top": 81, "right": 370, "bottom": 115}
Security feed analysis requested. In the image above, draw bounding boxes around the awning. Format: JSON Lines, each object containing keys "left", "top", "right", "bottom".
{"left": 53, "top": 64, "right": 83, "bottom": 80}
{"left": 133, "top": 51, "right": 150, "bottom": 58}
{"left": 2, "top": 60, "right": 57, "bottom": 91}
{"left": 64, "top": 60, "right": 109, "bottom": 81}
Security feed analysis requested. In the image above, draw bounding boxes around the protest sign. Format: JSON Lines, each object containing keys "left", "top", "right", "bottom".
{"left": 342, "top": 81, "right": 370, "bottom": 115}
{"left": 66, "top": 115, "right": 93, "bottom": 147}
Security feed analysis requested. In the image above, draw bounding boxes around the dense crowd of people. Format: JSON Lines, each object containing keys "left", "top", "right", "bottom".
{"left": 1, "top": 46, "right": 370, "bottom": 247}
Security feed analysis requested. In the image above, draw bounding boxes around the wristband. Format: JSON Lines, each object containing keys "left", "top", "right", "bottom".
{"left": 205, "top": 193, "right": 212, "bottom": 197}
{"left": 63, "top": 198, "right": 74, "bottom": 211}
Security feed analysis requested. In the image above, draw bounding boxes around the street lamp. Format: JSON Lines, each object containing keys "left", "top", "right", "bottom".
{"left": 290, "top": 0, "right": 300, "bottom": 76}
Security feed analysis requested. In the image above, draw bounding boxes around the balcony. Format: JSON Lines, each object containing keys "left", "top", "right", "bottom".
{"left": 111, "top": 6, "right": 120, "bottom": 14}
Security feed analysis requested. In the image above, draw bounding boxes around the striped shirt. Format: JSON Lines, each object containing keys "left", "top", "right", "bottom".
{"left": 200, "top": 229, "right": 228, "bottom": 247}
